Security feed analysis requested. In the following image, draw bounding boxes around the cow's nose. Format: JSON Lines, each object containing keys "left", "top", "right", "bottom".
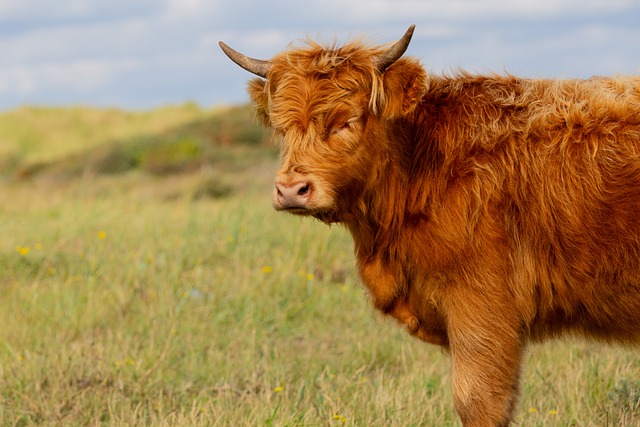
{"left": 275, "top": 180, "right": 311, "bottom": 209}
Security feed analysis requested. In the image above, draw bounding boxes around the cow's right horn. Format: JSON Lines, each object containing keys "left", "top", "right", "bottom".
{"left": 373, "top": 25, "right": 416, "bottom": 72}
{"left": 219, "top": 42, "right": 272, "bottom": 78}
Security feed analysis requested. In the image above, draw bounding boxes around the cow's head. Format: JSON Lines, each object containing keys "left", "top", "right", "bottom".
{"left": 220, "top": 26, "right": 427, "bottom": 223}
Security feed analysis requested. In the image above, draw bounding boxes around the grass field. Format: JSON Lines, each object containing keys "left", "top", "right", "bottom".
{"left": 1, "top": 106, "right": 639, "bottom": 426}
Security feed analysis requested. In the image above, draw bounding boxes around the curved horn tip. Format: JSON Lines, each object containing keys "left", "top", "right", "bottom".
{"left": 218, "top": 41, "right": 272, "bottom": 78}
{"left": 374, "top": 25, "right": 417, "bottom": 72}
{"left": 218, "top": 41, "right": 233, "bottom": 62}
{"left": 405, "top": 24, "right": 416, "bottom": 37}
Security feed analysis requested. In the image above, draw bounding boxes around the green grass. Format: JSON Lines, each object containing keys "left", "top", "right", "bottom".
{"left": 0, "top": 106, "right": 639, "bottom": 426}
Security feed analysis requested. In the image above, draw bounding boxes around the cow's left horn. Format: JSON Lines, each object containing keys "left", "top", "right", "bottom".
{"left": 373, "top": 25, "right": 416, "bottom": 72}
{"left": 219, "top": 41, "right": 272, "bottom": 78}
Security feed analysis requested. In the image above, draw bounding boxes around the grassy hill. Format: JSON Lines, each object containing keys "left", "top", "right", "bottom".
{"left": 0, "top": 103, "right": 275, "bottom": 181}
{"left": 0, "top": 104, "right": 278, "bottom": 201}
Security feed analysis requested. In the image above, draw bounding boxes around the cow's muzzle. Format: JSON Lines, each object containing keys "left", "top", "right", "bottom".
{"left": 274, "top": 179, "right": 312, "bottom": 212}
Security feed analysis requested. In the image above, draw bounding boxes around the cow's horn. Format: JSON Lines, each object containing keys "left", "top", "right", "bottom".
{"left": 373, "top": 25, "right": 416, "bottom": 72}
{"left": 219, "top": 41, "right": 272, "bottom": 78}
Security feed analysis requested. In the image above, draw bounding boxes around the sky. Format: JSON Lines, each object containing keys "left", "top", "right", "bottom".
{"left": 1, "top": 0, "right": 640, "bottom": 111}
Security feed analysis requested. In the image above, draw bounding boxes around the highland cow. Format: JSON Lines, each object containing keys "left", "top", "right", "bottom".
{"left": 220, "top": 25, "right": 640, "bottom": 426}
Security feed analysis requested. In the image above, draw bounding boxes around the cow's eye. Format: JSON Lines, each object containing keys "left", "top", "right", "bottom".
{"left": 331, "top": 117, "right": 358, "bottom": 135}
{"left": 336, "top": 122, "right": 351, "bottom": 132}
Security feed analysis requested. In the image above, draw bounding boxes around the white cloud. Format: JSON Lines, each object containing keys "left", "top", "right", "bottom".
{"left": 164, "top": 0, "right": 219, "bottom": 18}
{"left": 0, "top": 0, "right": 638, "bottom": 109}
{"left": 0, "top": 59, "right": 140, "bottom": 97}
{"left": 239, "top": 30, "right": 293, "bottom": 51}
{"left": 0, "top": 0, "right": 80, "bottom": 20}
{"left": 316, "top": 0, "right": 634, "bottom": 22}
{"left": 0, "top": 0, "right": 161, "bottom": 24}
{"left": 0, "top": 66, "right": 36, "bottom": 95}
{"left": 0, "top": 19, "right": 152, "bottom": 65}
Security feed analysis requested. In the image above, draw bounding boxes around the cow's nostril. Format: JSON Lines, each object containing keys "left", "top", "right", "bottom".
{"left": 298, "top": 184, "right": 310, "bottom": 196}
{"left": 275, "top": 180, "right": 312, "bottom": 209}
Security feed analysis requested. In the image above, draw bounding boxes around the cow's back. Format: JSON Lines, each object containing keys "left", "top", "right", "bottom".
{"left": 419, "top": 74, "right": 640, "bottom": 343}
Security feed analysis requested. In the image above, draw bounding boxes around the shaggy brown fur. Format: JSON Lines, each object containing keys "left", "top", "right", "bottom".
{"left": 227, "top": 30, "right": 640, "bottom": 426}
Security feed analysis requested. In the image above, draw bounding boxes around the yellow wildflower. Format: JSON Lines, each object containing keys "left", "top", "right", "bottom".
{"left": 114, "top": 358, "right": 135, "bottom": 368}
{"left": 262, "top": 266, "right": 273, "bottom": 273}
{"left": 273, "top": 386, "right": 284, "bottom": 393}
{"left": 97, "top": 231, "right": 107, "bottom": 239}
{"left": 332, "top": 414, "right": 347, "bottom": 423}
{"left": 15, "top": 246, "right": 30, "bottom": 256}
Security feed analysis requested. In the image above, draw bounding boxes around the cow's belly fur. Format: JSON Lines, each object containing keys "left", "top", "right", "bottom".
{"left": 359, "top": 235, "right": 640, "bottom": 349}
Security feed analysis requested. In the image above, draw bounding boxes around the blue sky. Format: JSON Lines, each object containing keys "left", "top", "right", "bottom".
{"left": 1, "top": 0, "right": 639, "bottom": 110}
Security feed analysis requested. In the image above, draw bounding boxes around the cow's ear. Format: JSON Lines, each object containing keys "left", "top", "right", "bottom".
{"left": 377, "top": 59, "right": 428, "bottom": 119}
{"left": 248, "top": 78, "right": 271, "bottom": 126}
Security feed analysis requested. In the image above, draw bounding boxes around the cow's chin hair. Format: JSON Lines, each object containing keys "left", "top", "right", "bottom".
{"left": 311, "top": 209, "right": 340, "bottom": 225}
{"left": 280, "top": 207, "right": 340, "bottom": 225}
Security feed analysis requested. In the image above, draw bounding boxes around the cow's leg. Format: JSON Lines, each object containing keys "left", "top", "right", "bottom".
{"left": 450, "top": 340, "right": 523, "bottom": 426}
{"left": 445, "top": 295, "right": 525, "bottom": 427}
